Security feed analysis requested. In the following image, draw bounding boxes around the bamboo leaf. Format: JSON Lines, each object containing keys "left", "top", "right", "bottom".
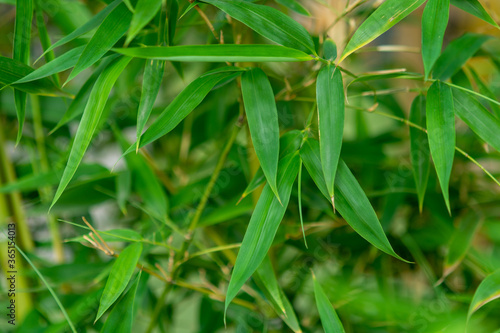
{"left": 339, "top": 0, "right": 426, "bottom": 63}
{"left": 114, "top": 44, "right": 312, "bottom": 62}
{"left": 468, "top": 269, "right": 500, "bottom": 320}
{"left": 312, "top": 271, "right": 345, "bottom": 333}
{"left": 50, "top": 56, "right": 132, "bottom": 210}
{"left": 421, "top": 0, "right": 450, "bottom": 79}
{"left": 317, "top": 65, "right": 344, "bottom": 208}
{"left": 241, "top": 68, "right": 280, "bottom": 202}
{"left": 432, "top": 33, "right": 491, "bottom": 80}
{"left": 129, "top": 68, "right": 243, "bottom": 154}
{"left": 36, "top": 0, "right": 122, "bottom": 62}
{"left": 451, "top": 0, "right": 499, "bottom": 28}
{"left": 323, "top": 39, "right": 337, "bottom": 61}
{"left": 409, "top": 95, "right": 430, "bottom": 212}
{"left": 299, "top": 139, "right": 407, "bottom": 261}
{"left": 101, "top": 272, "right": 141, "bottom": 333}
{"left": 13, "top": 0, "right": 33, "bottom": 143}
{"left": 275, "top": 0, "right": 310, "bottom": 16}
{"left": 126, "top": 0, "right": 162, "bottom": 46}
{"left": 136, "top": 60, "right": 165, "bottom": 149}
{"left": 96, "top": 242, "right": 143, "bottom": 322}
{"left": 426, "top": 81, "right": 455, "bottom": 214}
{"left": 67, "top": 3, "right": 132, "bottom": 82}
{"left": 201, "top": 0, "right": 315, "bottom": 54}
{"left": 167, "top": 0, "right": 179, "bottom": 46}
{"left": 468, "top": 67, "right": 500, "bottom": 118}
{"left": 225, "top": 152, "right": 300, "bottom": 314}
{"left": 450, "top": 87, "right": 500, "bottom": 152}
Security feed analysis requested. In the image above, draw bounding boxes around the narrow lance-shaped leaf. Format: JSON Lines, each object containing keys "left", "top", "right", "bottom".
{"left": 421, "top": 0, "right": 449, "bottom": 79}
{"left": 299, "top": 139, "right": 407, "bottom": 261}
{"left": 34, "top": 0, "right": 59, "bottom": 85}
{"left": 125, "top": 0, "right": 162, "bottom": 46}
{"left": 432, "top": 33, "right": 491, "bottom": 80}
{"left": 468, "top": 269, "right": 500, "bottom": 320}
{"left": 96, "top": 242, "right": 143, "bottom": 322}
{"left": 409, "top": 95, "right": 430, "bottom": 212}
{"left": 426, "top": 81, "right": 455, "bottom": 214}
{"left": 241, "top": 68, "right": 281, "bottom": 202}
{"left": 275, "top": 0, "right": 310, "bottom": 16}
{"left": 101, "top": 272, "right": 142, "bottom": 333}
{"left": 468, "top": 67, "right": 500, "bottom": 119}
{"left": 67, "top": 3, "right": 132, "bottom": 83}
{"left": 225, "top": 152, "right": 301, "bottom": 315}
{"left": 201, "top": 0, "right": 315, "bottom": 54}
{"left": 50, "top": 56, "right": 132, "bottom": 210}
{"left": 136, "top": 59, "right": 165, "bottom": 150}
{"left": 450, "top": 86, "right": 500, "bottom": 152}
{"left": 13, "top": 0, "right": 33, "bottom": 143}
{"left": 317, "top": 64, "right": 344, "bottom": 210}
{"left": 114, "top": 44, "right": 312, "bottom": 62}
{"left": 339, "top": 0, "right": 426, "bottom": 63}
{"left": 451, "top": 0, "right": 499, "bottom": 29}
{"left": 312, "top": 272, "right": 345, "bottom": 333}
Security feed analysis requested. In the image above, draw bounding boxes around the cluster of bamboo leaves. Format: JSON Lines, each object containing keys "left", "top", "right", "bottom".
{"left": 1, "top": 0, "right": 500, "bottom": 332}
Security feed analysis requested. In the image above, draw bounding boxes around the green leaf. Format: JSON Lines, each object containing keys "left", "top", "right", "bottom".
{"left": 13, "top": 0, "right": 33, "bottom": 143}
{"left": 442, "top": 211, "right": 481, "bottom": 280}
{"left": 451, "top": 86, "right": 500, "bottom": 152}
{"left": 65, "top": 229, "right": 142, "bottom": 244}
{"left": 101, "top": 272, "right": 141, "bottom": 333}
{"left": 225, "top": 152, "right": 300, "bottom": 314}
{"left": 468, "top": 67, "right": 500, "bottom": 118}
{"left": 201, "top": 0, "right": 315, "bottom": 54}
{"left": 67, "top": 3, "right": 132, "bottom": 82}
{"left": 339, "top": 0, "right": 426, "bottom": 63}
{"left": 312, "top": 271, "right": 345, "bottom": 333}
{"left": 421, "top": 0, "right": 450, "bottom": 79}
{"left": 409, "top": 95, "right": 430, "bottom": 212}
{"left": 317, "top": 64, "right": 344, "bottom": 208}
{"left": 114, "top": 44, "right": 312, "bottom": 62}
{"left": 468, "top": 269, "right": 500, "bottom": 320}
{"left": 299, "top": 139, "right": 407, "bottom": 261}
{"left": 50, "top": 56, "right": 132, "bottom": 210}
{"left": 323, "top": 39, "right": 337, "bottom": 61}
{"left": 275, "top": 0, "right": 310, "bottom": 16}
{"left": 426, "top": 81, "right": 455, "bottom": 213}
{"left": 166, "top": 0, "right": 179, "bottom": 46}
{"left": 136, "top": 59, "right": 165, "bottom": 150}
{"left": 241, "top": 68, "right": 280, "bottom": 202}
{"left": 126, "top": 0, "right": 162, "bottom": 46}
{"left": 96, "top": 242, "right": 143, "bottom": 322}
{"left": 36, "top": 0, "right": 122, "bottom": 62}
{"left": 116, "top": 171, "right": 131, "bottom": 214}
{"left": 432, "top": 33, "right": 491, "bottom": 80}
{"left": 451, "top": 0, "right": 499, "bottom": 28}
{"left": 129, "top": 68, "right": 243, "bottom": 153}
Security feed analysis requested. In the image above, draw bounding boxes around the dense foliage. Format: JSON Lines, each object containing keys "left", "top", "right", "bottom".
{"left": 1, "top": 0, "right": 500, "bottom": 332}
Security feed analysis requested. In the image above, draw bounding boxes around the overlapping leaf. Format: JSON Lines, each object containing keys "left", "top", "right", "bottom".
{"left": 275, "top": 0, "right": 310, "bottom": 16}
{"left": 126, "top": 0, "right": 162, "bottom": 46}
{"left": 421, "top": 0, "right": 449, "bottom": 79}
{"left": 451, "top": 0, "right": 499, "bottom": 28}
{"left": 468, "top": 269, "right": 500, "bottom": 320}
{"left": 312, "top": 272, "right": 345, "bottom": 333}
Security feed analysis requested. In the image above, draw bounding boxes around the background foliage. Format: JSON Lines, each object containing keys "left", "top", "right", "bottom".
{"left": 1, "top": 0, "right": 500, "bottom": 332}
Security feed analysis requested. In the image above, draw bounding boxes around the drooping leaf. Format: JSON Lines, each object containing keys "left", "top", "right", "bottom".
{"left": 317, "top": 64, "right": 344, "bottom": 208}
{"left": 95, "top": 242, "right": 143, "bottom": 322}
{"left": 426, "top": 81, "right": 455, "bottom": 214}
{"left": 451, "top": 0, "right": 499, "bottom": 28}
{"left": 101, "top": 272, "right": 141, "bottom": 333}
{"left": 50, "top": 56, "right": 132, "bottom": 210}
{"left": 13, "top": 0, "right": 33, "bottom": 143}
{"left": 421, "top": 0, "right": 450, "bottom": 79}
{"left": 339, "top": 0, "right": 426, "bottom": 62}
{"left": 432, "top": 33, "right": 492, "bottom": 80}
{"left": 114, "top": 44, "right": 312, "bottom": 62}
{"left": 36, "top": 0, "right": 122, "bottom": 62}
{"left": 450, "top": 87, "right": 500, "bottom": 152}
{"left": 299, "top": 139, "right": 407, "bottom": 261}
{"left": 166, "top": 0, "right": 179, "bottom": 46}
{"left": 67, "top": 3, "right": 132, "bottom": 82}
{"left": 116, "top": 171, "right": 131, "bottom": 214}
{"left": 468, "top": 269, "right": 500, "bottom": 320}
{"left": 241, "top": 67, "right": 280, "bottom": 202}
{"left": 34, "top": 0, "right": 59, "bottom": 84}
{"left": 275, "top": 0, "right": 310, "bottom": 16}
{"left": 409, "top": 95, "right": 430, "bottom": 212}
{"left": 468, "top": 67, "right": 500, "bottom": 118}
{"left": 225, "top": 152, "right": 300, "bottom": 314}
{"left": 312, "top": 271, "right": 345, "bottom": 333}
{"left": 136, "top": 59, "right": 165, "bottom": 150}
{"left": 126, "top": 0, "right": 162, "bottom": 46}
{"left": 442, "top": 211, "right": 481, "bottom": 280}
{"left": 201, "top": 0, "right": 316, "bottom": 53}
{"left": 323, "top": 39, "right": 337, "bottom": 61}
